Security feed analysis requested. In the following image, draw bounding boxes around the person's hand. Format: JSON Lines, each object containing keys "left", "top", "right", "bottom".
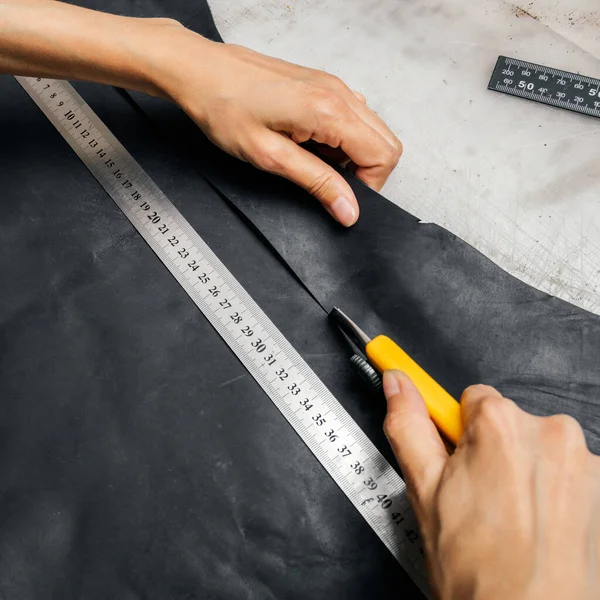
{"left": 0, "top": 3, "right": 401, "bottom": 225}
{"left": 382, "top": 370, "right": 600, "bottom": 600}
{"left": 148, "top": 22, "right": 402, "bottom": 226}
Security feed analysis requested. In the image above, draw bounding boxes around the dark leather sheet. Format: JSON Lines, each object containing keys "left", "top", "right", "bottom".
{"left": 1, "top": 1, "right": 599, "bottom": 598}
{"left": 131, "top": 94, "right": 600, "bottom": 451}
{"left": 0, "top": 75, "right": 414, "bottom": 598}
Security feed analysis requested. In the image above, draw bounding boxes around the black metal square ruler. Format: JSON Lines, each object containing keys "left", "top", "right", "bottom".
{"left": 15, "top": 76, "right": 431, "bottom": 598}
{"left": 489, "top": 55, "right": 600, "bottom": 119}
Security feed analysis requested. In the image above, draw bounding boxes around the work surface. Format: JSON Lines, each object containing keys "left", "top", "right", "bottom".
{"left": 3, "top": 1, "right": 600, "bottom": 597}
{"left": 211, "top": 0, "right": 600, "bottom": 315}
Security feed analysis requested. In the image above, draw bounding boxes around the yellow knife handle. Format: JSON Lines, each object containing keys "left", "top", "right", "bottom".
{"left": 366, "top": 335, "right": 464, "bottom": 445}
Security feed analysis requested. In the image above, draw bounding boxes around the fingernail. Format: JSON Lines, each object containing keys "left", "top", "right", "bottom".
{"left": 330, "top": 197, "right": 357, "bottom": 227}
{"left": 383, "top": 370, "right": 404, "bottom": 398}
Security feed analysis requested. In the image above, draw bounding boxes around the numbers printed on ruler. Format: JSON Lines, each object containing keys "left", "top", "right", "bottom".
{"left": 39, "top": 76, "right": 389, "bottom": 509}
{"left": 20, "top": 76, "right": 431, "bottom": 593}
{"left": 490, "top": 56, "right": 600, "bottom": 118}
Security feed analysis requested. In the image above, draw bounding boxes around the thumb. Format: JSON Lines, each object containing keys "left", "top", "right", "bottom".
{"left": 383, "top": 370, "right": 448, "bottom": 507}
{"left": 249, "top": 131, "right": 359, "bottom": 227}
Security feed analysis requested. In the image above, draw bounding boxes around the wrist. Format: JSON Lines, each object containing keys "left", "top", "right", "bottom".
{"left": 136, "top": 20, "right": 216, "bottom": 111}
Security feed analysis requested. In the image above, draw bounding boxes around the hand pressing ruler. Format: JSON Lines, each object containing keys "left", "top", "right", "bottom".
{"left": 488, "top": 55, "right": 600, "bottom": 119}
{"left": 16, "top": 76, "right": 431, "bottom": 598}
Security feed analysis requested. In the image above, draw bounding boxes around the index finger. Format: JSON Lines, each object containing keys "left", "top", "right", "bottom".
{"left": 383, "top": 370, "right": 448, "bottom": 508}
{"left": 317, "top": 78, "right": 402, "bottom": 158}
{"left": 307, "top": 96, "right": 402, "bottom": 191}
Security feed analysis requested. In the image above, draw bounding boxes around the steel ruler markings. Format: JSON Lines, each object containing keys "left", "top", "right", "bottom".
{"left": 16, "top": 76, "right": 430, "bottom": 597}
{"left": 488, "top": 55, "right": 600, "bottom": 119}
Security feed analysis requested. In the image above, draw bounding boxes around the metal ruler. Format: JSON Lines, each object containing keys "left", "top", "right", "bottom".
{"left": 488, "top": 55, "right": 600, "bottom": 119}
{"left": 16, "top": 76, "right": 430, "bottom": 597}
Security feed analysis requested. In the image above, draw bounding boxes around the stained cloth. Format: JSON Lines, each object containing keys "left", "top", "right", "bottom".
{"left": 1, "top": 1, "right": 599, "bottom": 598}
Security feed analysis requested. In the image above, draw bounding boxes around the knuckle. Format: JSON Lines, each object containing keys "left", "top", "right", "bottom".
{"left": 326, "top": 74, "right": 349, "bottom": 91}
{"left": 313, "top": 69, "right": 346, "bottom": 87}
{"left": 473, "top": 395, "right": 510, "bottom": 432}
{"left": 306, "top": 171, "right": 337, "bottom": 200}
{"left": 312, "top": 91, "right": 348, "bottom": 120}
{"left": 151, "top": 17, "right": 182, "bottom": 27}
{"left": 248, "top": 140, "right": 287, "bottom": 174}
{"left": 255, "top": 153, "right": 276, "bottom": 173}
{"left": 462, "top": 384, "right": 499, "bottom": 401}
{"left": 354, "top": 90, "right": 367, "bottom": 103}
{"left": 392, "top": 138, "right": 404, "bottom": 161}
{"left": 366, "top": 136, "right": 401, "bottom": 171}
{"left": 382, "top": 141, "right": 401, "bottom": 168}
{"left": 545, "top": 414, "right": 585, "bottom": 448}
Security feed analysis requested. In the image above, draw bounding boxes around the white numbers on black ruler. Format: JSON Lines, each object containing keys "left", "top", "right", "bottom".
{"left": 491, "top": 56, "right": 600, "bottom": 117}
{"left": 16, "top": 76, "right": 431, "bottom": 598}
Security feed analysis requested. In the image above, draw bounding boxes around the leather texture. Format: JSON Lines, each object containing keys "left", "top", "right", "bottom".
{"left": 0, "top": 1, "right": 599, "bottom": 598}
